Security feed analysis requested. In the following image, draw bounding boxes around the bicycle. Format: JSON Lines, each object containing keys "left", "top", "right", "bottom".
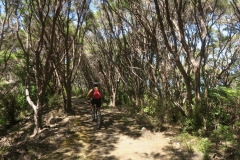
{"left": 92, "top": 103, "right": 101, "bottom": 129}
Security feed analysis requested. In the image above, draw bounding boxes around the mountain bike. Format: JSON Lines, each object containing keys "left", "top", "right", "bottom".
{"left": 92, "top": 103, "right": 101, "bottom": 129}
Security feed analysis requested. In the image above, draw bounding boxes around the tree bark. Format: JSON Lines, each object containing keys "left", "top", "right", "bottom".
{"left": 109, "top": 87, "right": 116, "bottom": 107}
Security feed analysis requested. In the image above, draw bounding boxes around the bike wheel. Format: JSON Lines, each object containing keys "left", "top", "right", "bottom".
{"left": 92, "top": 105, "right": 96, "bottom": 121}
{"left": 96, "top": 109, "right": 101, "bottom": 129}
{"left": 91, "top": 111, "right": 94, "bottom": 121}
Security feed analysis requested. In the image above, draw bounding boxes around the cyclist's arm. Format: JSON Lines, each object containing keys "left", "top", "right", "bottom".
{"left": 86, "top": 89, "right": 93, "bottom": 99}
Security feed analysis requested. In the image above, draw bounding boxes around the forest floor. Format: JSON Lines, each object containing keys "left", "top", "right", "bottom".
{"left": 0, "top": 97, "right": 206, "bottom": 160}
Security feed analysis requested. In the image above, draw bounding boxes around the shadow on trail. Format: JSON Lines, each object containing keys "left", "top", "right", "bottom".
{"left": 1, "top": 98, "right": 203, "bottom": 160}
{"left": 71, "top": 98, "right": 142, "bottom": 159}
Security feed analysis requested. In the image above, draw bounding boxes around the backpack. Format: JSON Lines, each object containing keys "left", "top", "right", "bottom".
{"left": 92, "top": 87, "right": 101, "bottom": 99}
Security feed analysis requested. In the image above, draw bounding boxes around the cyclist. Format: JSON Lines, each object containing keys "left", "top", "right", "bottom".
{"left": 86, "top": 82, "right": 102, "bottom": 117}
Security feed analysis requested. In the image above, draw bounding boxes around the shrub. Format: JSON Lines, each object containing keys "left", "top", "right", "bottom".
{"left": 48, "top": 93, "right": 63, "bottom": 109}
{"left": 197, "top": 138, "right": 212, "bottom": 158}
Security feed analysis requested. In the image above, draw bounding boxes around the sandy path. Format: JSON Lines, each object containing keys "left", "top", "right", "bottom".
{"left": 0, "top": 98, "right": 203, "bottom": 160}
{"left": 72, "top": 99, "right": 203, "bottom": 160}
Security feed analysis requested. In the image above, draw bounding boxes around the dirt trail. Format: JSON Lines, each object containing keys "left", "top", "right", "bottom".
{"left": 0, "top": 98, "right": 203, "bottom": 160}
{"left": 65, "top": 98, "right": 202, "bottom": 160}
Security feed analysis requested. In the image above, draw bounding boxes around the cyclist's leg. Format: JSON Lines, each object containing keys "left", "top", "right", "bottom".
{"left": 95, "top": 99, "right": 101, "bottom": 129}
{"left": 90, "top": 99, "right": 94, "bottom": 113}
{"left": 96, "top": 99, "right": 101, "bottom": 115}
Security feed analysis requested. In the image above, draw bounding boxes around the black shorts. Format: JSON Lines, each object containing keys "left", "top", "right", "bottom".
{"left": 91, "top": 98, "right": 101, "bottom": 108}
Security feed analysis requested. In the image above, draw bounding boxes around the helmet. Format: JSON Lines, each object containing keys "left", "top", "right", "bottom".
{"left": 93, "top": 82, "right": 98, "bottom": 87}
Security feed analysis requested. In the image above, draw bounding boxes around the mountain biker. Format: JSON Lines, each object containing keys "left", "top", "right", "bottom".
{"left": 86, "top": 82, "right": 102, "bottom": 115}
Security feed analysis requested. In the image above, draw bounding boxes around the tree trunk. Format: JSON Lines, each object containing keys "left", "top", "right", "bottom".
{"left": 26, "top": 87, "right": 42, "bottom": 135}
{"left": 194, "top": 66, "right": 201, "bottom": 103}
{"left": 134, "top": 83, "right": 141, "bottom": 107}
{"left": 33, "top": 103, "right": 42, "bottom": 135}
{"left": 109, "top": 93, "right": 116, "bottom": 107}
{"left": 109, "top": 86, "right": 116, "bottom": 107}
{"left": 66, "top": 79, "right": 72, "bottom": 112}
{"left": 61, "top": 87, "right": 67, "bottom": 112}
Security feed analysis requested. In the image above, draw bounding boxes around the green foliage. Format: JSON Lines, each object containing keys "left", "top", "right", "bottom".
{"left": 179, "top": 132, "right": 191, "bottom": 141}
{"left": 0, "top": 95, "right": 15, "bottom": 129}
{"left": 235, "top": 121, "right": 240, "bottom": 128}
{"left": 48, "top": 94, "right": 63, "bottom": 109}
{"left": 116, "top": 86, "right": 131, "bottom": 106}
{"left": 0, "top": 81, "right": 40, "bottom": 130}
{"left": 176, "top": 132, "right": 195, "bottom": 153}
{"left": 72, "top": 87, "right": 86, "bottom": 98}
{"left": 0, "top": 107, "right": 7, "bottom": 128}
{"left": 119, "top": 0, "right": 130, "bottom": 9}
{"left": 180, "top": 118, "right": 194, "bottom": 133}
{"left": 142, "top": 95, "right": 156, "bottom": 116}
{"left": 102, "top": 102, "right": 108, "bottom": 107}
{"left": 197, "top": 138, "right": 212, "bottom": 155}
{"left": 29, "top": 85, "right": 37, "bottom": 104}
{"left": 185, "top": 143, "right": 195, "bottom": 153}
{"left": 0, "top": 50, "right": 15, "bottom": 61}
{"left": 208, "top": 86, "right": 239, "bottom": 105}
{"left": 16, "top": 85, "right": 28, "bottom": 110}
{"left": 210, "top": 125, "right": 234, "bottom": 147}
{"left": 191, "top": 103, "right": 204, "bottom": 130}
{"left": 174, "top": 133, "right": 212, "bottom": 158}
{"left": 142, "top": 106, "right": 155, "bottom": 115}
{"left": 142, "top": 95, "right": 158, "bottom": 116}
{"left": 207, "top": 86, "right": 240, "bottom": 126}
{"left": 218, "top": 125, "right": 234, "bottom": 144}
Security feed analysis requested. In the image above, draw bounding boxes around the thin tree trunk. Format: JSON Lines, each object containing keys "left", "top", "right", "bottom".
{"left": 62, "top": 88, "right": 67, "bottom": 111}
{"left": 109, "top": 86, "right": 116, "bottom": 107}
{"left": 34, "top": 99, "right": 42, "bottom": 135}
{"left": 194, "top": 67, "right": 201, "bottom": 103}
{"left": 66, "top": 79, "right": 72, "bottom": 112}
{"left": 25, "top": 87, "right": 42, "bottom": 135}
